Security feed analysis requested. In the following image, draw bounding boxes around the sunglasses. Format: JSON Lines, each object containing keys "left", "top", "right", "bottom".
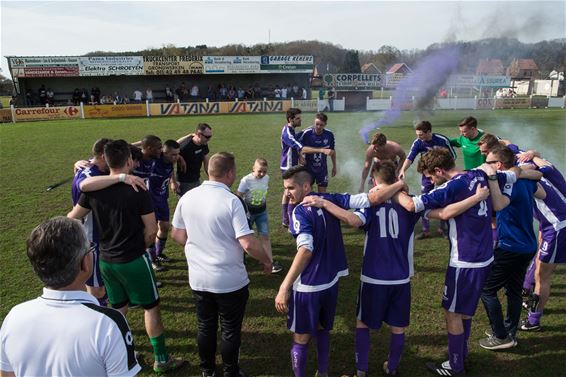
{"left": 485, "top": 160, "right": 499, "bottom": 164}
{"left": 200, "top": 133, "right": 212, "bottom": 139}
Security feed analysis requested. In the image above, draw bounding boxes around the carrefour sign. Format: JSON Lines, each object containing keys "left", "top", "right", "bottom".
{"left": 324, "top": 73, "right": 383, "bottom": 88}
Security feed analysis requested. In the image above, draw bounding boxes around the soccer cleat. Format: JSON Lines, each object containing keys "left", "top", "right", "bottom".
{"left": 315, "top": 372, "right": 328, "bottom": 377}
{"left": 383, "top": 360, "right": 398, "bottom": 376}
{"left": 426, "top": 360, "right": 465, "bottom": 376}
{"left": 282, "top": 222, "right": 289, "bottom": 228}
{"left": 272, "top": 260, "right": 283, "bottom": 274}
{"left": 152, "top": 260, "right": 166, "bottom": 272}
{"left": 519, "top": 319, "right": 541, "bottom": 332}
{"left": 157, "top": 253, "right": 172, "bottom": 263}
{"left": 201, "top": 371, "right": 215, "bottom": 377}
{"left": 479, "top": 335, "right": 517, "bottom": 350}
{"left": 153, "top": 356, "right": 185, "bottom": 374}
{"left": 416, "top": 232, "right": 430, "bottom": 240}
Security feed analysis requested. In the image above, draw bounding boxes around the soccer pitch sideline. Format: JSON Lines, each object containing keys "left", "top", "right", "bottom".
{"left": 0, "top": 109, "right": 564, "bottom": 376}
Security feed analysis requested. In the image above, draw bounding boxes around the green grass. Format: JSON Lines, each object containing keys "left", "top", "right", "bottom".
{"left": 1, "top": 109, "right": 565, "bottom": 376}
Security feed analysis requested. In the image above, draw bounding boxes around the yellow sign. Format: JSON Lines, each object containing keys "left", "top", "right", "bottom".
{"left": 220, "top": 100, "right": 291, "bottom": 113}
{"left": 143, "top": 56, "right": 203, "bottom": 75}
{"left": 494, "top": 98, "right": 531, "bottom": 109}
{"left": 84, "top": 104, "right": 146, "bottom": 118}
{"left": 150, "top": 102, "right": 220, "bottom": 116}
{"left": 0, "top": 109, "right": 13, "bottom": 123}
{"left": 14, "top": 106, "right": 81, "bottom": 121}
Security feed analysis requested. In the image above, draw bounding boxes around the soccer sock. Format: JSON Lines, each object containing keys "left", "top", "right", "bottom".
{"left": 355, "top": 327, "right": 370, "bottom": 372}
{"left": 522, "top": 260, "right": 536, "bottom": 291}
{"left": 291, "top": 342, "right": 308, "bottom": 377}
{"left": 388, "top": 333, "right": 404, "bottom": 372}
{"left": 146, "top": 244, "right": 156, "bottom": 261}
{"left": 447, "top": 333, "right": 465, "bottom": 373}
{"left": 149, "top": 333, "right": 169, "bottom": 363}
{"left": 316, "top": 330, "right": 330, "bottom": 374}
{"left": 155, "top": 236, "right": 167, "bottom": 256}
{"left": 528, "top": 310, "right": 543, "bottom": 325}
{"left": 462, "top": 318, "right": 472, "bottom": 359}
{"left": 282, "top": 204, "right": 289, "bottom": 225}
{"left": 422, "top": 218, "right": 430, "bottom": 233}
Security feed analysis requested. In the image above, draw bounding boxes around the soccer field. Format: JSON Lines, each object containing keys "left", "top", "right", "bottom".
{"left": 1, "top": 109, "right": 565, "bottom": 376}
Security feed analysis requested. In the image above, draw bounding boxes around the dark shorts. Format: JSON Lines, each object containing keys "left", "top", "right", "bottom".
{"left": 312, "top": 171, "right": 329, "bottom": 187}
{"left": 100, "top": 252, "right": 160, "bottom": 309}
{"left": 356, "top": 281, "right": 411, "bottom": 329}
{"left": 86, "top": 241, "right": 103, "bottom": 288}
{"left": 153, "top": 196, "right": 170, "bottom": 222}
{"left": 178, "top": 180, "right": 200, "bottom": 196}
{"left": 287, "top": 284, "right": 339, "bottom": 335}
{"left": 539, "top": 228, "right": 566, "bottom": 264}
{"left": 442, "top": 265, "right": 491, "bottom": 316}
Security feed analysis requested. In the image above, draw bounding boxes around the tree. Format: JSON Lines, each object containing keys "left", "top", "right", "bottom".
{"left": 340, "top": 50, "right": 361, "bottom": 73}
{"left": 0, "top": 73, "right": 14, "bottom": 96}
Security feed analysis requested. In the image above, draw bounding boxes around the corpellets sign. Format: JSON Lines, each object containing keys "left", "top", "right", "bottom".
{"left": 323, "top": 73, "right": 383, "bottom": 88}
{"left": 143, "top": 56, "right": 203, "bottom": 75}
{"left": 79, "top": 56, "right": 144, "bottom": 76}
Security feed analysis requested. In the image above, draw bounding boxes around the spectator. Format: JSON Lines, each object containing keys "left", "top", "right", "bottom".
{"left": 301, "top": 87, "right": 308, "bottom": 100}
{"left": 165, "top": 86, "right": 174, "bottom": 102}
{"left": 81, "top": 88, "right": 88, "bottom": 104}
{"left": 219, "top": 84, "right": 227, "bottom": 100}
{"left": 38, "top": 85, "right": 47, "bottom": 105}
{"left": 274, "top": 85, "right": 282, "bottom": 99}
{"left": 281, "top": 85, "right": 288, "bottom": 99}
{"left": 228, "top": 86, "right": 236, "bottom": 100}
{"left": 206, "top": 85, "right": 216, "bottom": 101}
{"left": 45, "top": 88, "right": 54, "bottom": 106}
{"left": 254, "top": 83, "right": 262, "bottom": 99}
{"left": 318, "top": 87, "right": 325, "bottom": 100}
{"left": 237, "top": 87, "right": 245, "bottom": 100}
{"left": 72, "top": 88, "right": 81, "bottom": 105}
{"left": 25, "top": 88, "right": 34, "bottom": 106}
{"left": 146, "top": 88, "right": 153, "bottom": 103}
{"left": 328, "top": 87, "right": 335, "bottom": 112}
{"left": 190, "top": 84, "right": 199, "bottom": 101}
{"left": 133, "top": 89, "right": 143, "bottom": 104}
{"left": 0, "top": 217, "right": 141, "bottom": 377}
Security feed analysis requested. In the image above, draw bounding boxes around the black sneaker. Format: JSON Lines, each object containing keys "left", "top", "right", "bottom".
{"left": 479, "top": 334, "right": 517, "bottom": 350}
{"left": 201, "top": 371, "right": 215, "bottom": 377}
{"left": 152, "top": 260, "right": 166, "bottom": 272}
{"left": 426, "top": 361, "right": 465, "bottom": 376}
{"left": 271, "top": 260, "right": 283, "bottom": 274}
{"left": 519, "top": 319, "right": 541, "bottom": 332}
{"left": 157, "top": 253, "right": 172, "bottom": 263}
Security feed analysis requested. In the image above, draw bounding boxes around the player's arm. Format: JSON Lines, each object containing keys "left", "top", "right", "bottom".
{"left": 359, "top": 148, "right": 374, "bottom": 193}
{"left": 141, "top": 213, "right": 158, "bottom": 248}
{"left": 169, "top": 174, "right": 179, "bottom": 194}
{"left": 428, "top": 185, "right": 489, "bottom": 220}
{"left": 176, "top": 133, "right": 195, "bottom": 144}
{"left": 74, "top": 159, "right": 92, "bottom": 173}
{"left": 0, "top": 371, "right": 16, "bottom": 377}
{"left": 450, "top": 138, "right": 461, "bottom": 147}
{"left": 331, "top": 149, "right": 337, "bottom": 177}
{"left": 513, "top": 166, "right": 543, "bottom": 181}
{"left": 531, "top": 156, "right": 552, "bottom": 168}
{"left": 394, "top": 191, "right": 416, "bottom": 212}
{"left": 534, "top": 183, "right": 546, "bottom": 200}
{"left": 80, "top": 174, "right": 147, "bottom": 192}
{"left": 481, "top": 167, "right": 510, "bottom": 211}
{"left": 398, "top": 158, "right": 413, "bottom": 180}
{"left": 203, "top": 154, "right": 210, "bottom": 178}
{"left": 67, "top": 203, "right": 91, "bottom": 220}
{"left": 516, "top": 149, "right": 541, "bottom": 163}
{"left": 176, "top": 155, "right": 187, "bottom": 174}
{"left": 395, "top": 146, "right": 407, "bottom": 175}
{"left": 301, "top": 196, "right": 363, "bottom": 228}
{"left": 130, "top": 140, "right": 142, "bottom": 147}
{"left": 301, "top": 146, "right": 335, "bottom": 157}
{"left": 275, "top": 245, "right": 313, "bottom": 314}
{"left": 367, "top": 180, "right": 406, "bottom": 206}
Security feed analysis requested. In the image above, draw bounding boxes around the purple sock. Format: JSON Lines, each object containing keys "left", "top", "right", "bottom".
{"left": 291, "top": 342, "right": 308, "bottom": 377}
{"left": 316, "top": 330, "right": 330, "bottom": 374}
{"left": 422, "top": 218, "right": 430, "bottom": 233}
{"left": 462, "top": 319, "right": 472, "bottom": 359}
{"left": 528, "top": 310, "right": 543, "bottom": 325}
{"left": 355, "top": 328, "right": 370, "bottom": 372}
{"left": 523, "top": 259, "right": 536, "bottom": 291}
{"left": 448, "top": 333, "right": 465, "bottom": 373}
{"left": 387, "top": 333, "right": 405, "bottom": 372}
{"left": 146, "top": 244, "right": 156, "bottom": 260}
{"left": 155, "top": 237, "right": 167, "bottom": 256}
{"left": 282, "top": 204, "right": 289, "bottom": 225}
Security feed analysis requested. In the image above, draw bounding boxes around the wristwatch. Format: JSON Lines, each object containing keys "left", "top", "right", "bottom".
{"left": 487, "top": 174, "right": 497, "bottom": 181}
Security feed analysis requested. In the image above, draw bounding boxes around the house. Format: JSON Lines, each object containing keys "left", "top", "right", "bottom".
{"left": 507, "top": 58, "right": 539, "bottom": 79}
{"left": 386, "top": 63, "right": 412, "bottom": 74}
{"left": 361, "top": 63, "right": 381, "bottom": 74}
{"left": 476, "top": 59, "right": 505, "bottom": 76}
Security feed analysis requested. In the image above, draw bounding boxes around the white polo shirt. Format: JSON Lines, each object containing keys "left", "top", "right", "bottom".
{"left": 0, "top": 288, "right": 140, "bottom": 377}
{"left": 172, "top": 180, "right": 254, "bottom": 293}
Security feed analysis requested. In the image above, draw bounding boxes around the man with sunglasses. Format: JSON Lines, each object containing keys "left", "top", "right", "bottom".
{"left": 177, "top": 123, "right": 213, "bottom": 196}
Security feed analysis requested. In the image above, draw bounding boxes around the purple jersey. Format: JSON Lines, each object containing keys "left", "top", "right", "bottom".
{"left": 298, "top": 127, "right": 335, "bottom": 175}
{"left": 71, "top": 165, "right": 104, "bottom": 205}
{"left": 355, "top": 201, "right": 422, "bottom": 284}
{"left": 148, "top": 155, "right": 174, "bottom": 199}
{"left": 534, "top": 177, "right": 566, "bottom": 234}
{"left": 290, "top": 192, "right": 370, "bottom": 292}
{"left": 133, "top": 157, "right": 156, "bottom": 182}
{"left": 407, "top": 133, "right": 456, "bottom": 162}
{"left": 280, "top": 124, "right": 303, "bottom": 171}
{"left": 539, "top": 165, "right": 566, "bottom": 197}
{"left": 413, "top": 169, "right": 515, "bottom": 267}
{"left": 407, "top": 133, "right": 456, "bottom": 187}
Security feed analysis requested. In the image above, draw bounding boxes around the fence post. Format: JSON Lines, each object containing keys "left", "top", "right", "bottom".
{"left": 10, "top": 104, "right": 16, "bottom": 123}
{"left": 366, "top": 96, "right": 369, "bottom": 111}
{"left": 146, "top": 100, "right": 150, "bottom": 117}
{"left": 474, "top": 96, "right": 477, "bottom": 110}
{"left": 389, "top": 96, "right": 392, "bottom": 111}
{"left": 492, "top": 96, "right": 496, "bottom": 111}
{"left": 80, "top": 102, "right": 85, "bottom": 119}
{"left": 291, "top": 97, "right": 295, "bottom": 107}
{"left": 454, "top": 96, "right": 457, "bottom": 110}
{"left": 563, "top": 95, "right": 565, "bottom": 109}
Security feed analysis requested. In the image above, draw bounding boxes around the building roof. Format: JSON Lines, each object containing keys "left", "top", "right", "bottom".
{"left": 515, "top": 59, "right": 539, "bottom": 70}
{"left": 386, "top": 63, "right": 412, "bottom": 74}
{"left": 361, "top": 63, "right": 381, "bottom": 74}
{"left": 476, "top": 59, "right": 504, "bottom": 75}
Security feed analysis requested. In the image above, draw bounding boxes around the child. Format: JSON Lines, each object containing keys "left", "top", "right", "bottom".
{"left": 237, "top": 158, "right": 283, "bottom": 274}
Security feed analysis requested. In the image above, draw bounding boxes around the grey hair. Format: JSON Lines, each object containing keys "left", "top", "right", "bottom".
{"left": 26, "top": 217, "right": 89, "bottom": 289}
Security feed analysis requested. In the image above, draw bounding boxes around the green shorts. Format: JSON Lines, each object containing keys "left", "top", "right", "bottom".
{"left": 100, "top": 252, "right": 160, "bottom": 309}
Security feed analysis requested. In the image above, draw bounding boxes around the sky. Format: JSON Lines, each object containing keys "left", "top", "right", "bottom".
{"left": 1, "top": 0, "right": 564, "bottom": 78}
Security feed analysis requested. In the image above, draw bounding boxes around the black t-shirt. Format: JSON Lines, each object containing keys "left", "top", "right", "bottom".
{"left": 78, "top": 184, "right": 154, "bottom": 263}
{"left": 177, "top": 136, "right": 209, "bottom": 183}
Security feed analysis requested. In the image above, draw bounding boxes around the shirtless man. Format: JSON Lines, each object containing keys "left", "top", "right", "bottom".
{"left": 359, "top": 132, "right": 406, "bottom": 193}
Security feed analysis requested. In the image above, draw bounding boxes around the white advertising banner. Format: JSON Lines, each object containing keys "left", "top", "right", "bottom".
{"left": 79, "top": 56, "right": 144, "bottom": 76}
{"left": 203, "top": 56, "right": 261, "bottom": 74}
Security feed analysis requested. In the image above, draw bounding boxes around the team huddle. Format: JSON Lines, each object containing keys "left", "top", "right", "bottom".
{"left": 0, "top": 109, "right": 564, "bottom": 377}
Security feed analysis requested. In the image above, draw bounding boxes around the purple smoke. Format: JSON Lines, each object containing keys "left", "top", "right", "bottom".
{"left": 359, "top": 47, "right": 460, "bottom": 143}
